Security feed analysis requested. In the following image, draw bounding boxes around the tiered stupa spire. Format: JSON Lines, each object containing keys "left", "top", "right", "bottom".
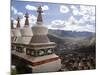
{"left": 16, "top": 17, "right": 20, "bottom": 28}
{"left": 11, "top": 20, "right": 14, "bottom": 29}
{"left": 18, "top": 12, "right": 33, "bottom": 44}
{"left": 24, "top": 13, "right": 29, "bottom": 27}
{"left": 36, "top": 6, "right": 43, "bottom": 25}
{"left": 31, "top": 6, "right": 50, "bottom": 43}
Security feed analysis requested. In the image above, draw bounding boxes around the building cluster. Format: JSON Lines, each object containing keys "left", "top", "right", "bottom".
{"left": 11, "top": 6, "right": 61, "bottom": 73}
{"left": 60, "top": 53, "right": 95, "bottom": 71}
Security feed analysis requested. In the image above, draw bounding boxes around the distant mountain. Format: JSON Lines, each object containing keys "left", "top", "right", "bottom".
{"left": 48, "top": 29, "right": 94, "bottom": 39}
{"left": 48, "top": 29, "right": 96, "bottom": 53}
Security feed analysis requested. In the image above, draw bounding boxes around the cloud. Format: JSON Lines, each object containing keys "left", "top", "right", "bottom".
{"left": 71, "top": 5, "right": 95, "bottom": 16}
{"left": 29, "top": 14, "right": 37, "bottom": 27}
{"left": 79, "top": 5, "right": 88, "bottom": 15}
{"left": 51, "top": 20, "right": 65, "bottom": 28}
{"left": 50, "top": 22, "right": 95, "bottom": 32}
{"left": 82, "top": 15, "right": 90, "bottom": 21}
{"left": 68, "top": 16, "right": 78, "bottom": 25}
{"left": 11, "top": 6, "right": 24, "bottom": 18}
{"left": 50, "top": 15, "right": 95, "bottom": 32}
{"left": 11, "top": 6, "right": 18, "bottom": 14}
{"left": 42, "top": 5, "right": 49, "bottom": 11}
{"left": 80, "top": 5, "right": 95, "bottom": 16}
{"left": 50, "top": 16, "right": 79, "bottom": 29}
{"left": 72, "top": 10, "right": 80, "bottom": 15}
{"left": 89, "top": 16, "right": 95, "bottom": 23}
{"left": 79, "top": 14, "right": 95, "bottom": 24}
{"left": 17, "top": 12, "right": 24, "bottom": 16}
{"left": 78, "top": 18, "right": 85, "bottom": 24}
{"left": 11, "top": 17, "right": 14, "bottom": 20}
{"left": 60, "top": 5, "right": 69, "bottom": 13}
{"left": 25, "top": 4, "right": 37, "bottom": 11}
{"left": 89, "top": 6, "right": 95, "bottom": 16}
{"left": 70, "top": 5, "right": 77, "bottom": 10}
{"left": 70, "top": 5, "right": 80, "bottom": 16}
{"left": 65, "top": 23, "right": 95, "bottom": 32}
{"left": 70, "top": 5, "right": 95, "bottom": 24}
{"left": 51, "top": 20, "right": 64, "bottom": 25}
{"left": 25, "top": 4, "right": 49, "bottom": 11}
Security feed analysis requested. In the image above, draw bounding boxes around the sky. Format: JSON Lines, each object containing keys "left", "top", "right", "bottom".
{"left": 11, "top": 0, "right": 96, "bottom": 32}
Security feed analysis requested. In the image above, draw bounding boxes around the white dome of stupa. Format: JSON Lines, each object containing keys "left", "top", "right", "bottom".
{"left": 21, "top": 26, "right": 33, "bottom": 36}
{"left": 13, "top": 17, "right": 22, "bottom": 37}
{"left": 32, "top": 25, "right": 48, "bottom": 35}
{"left": 21, "top": 13, "right": 33, "bottom": 36}
{"left": 13, "top": 28, "right": 21, "bottom": 37}
{"left": 30, "top": 6, "right": 50, "bottom": 43}
{"left": 17, "top": 13, "right": 33, "bottom": 44}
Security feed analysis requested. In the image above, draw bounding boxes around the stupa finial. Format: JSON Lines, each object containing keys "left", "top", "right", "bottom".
{"left": 11, "top": 20, "right": 14, "bottom": 29}
{"left": 16, "top": 17, "right": 20, "bottom": 28}
{"left": 24, "top": 12, "right": 29, "bottom": 27}
{"left": 36, "top": 6, "right": 43, "bottom": 25}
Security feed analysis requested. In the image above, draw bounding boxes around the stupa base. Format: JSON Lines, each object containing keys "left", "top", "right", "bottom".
{"left": 12, "top": 51, "right": 62, "bottom": 73}
{"left": 29, "top": 56, "right": 61, "bottom": 73}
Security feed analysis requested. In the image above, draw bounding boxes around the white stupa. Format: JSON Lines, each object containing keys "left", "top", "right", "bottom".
{"left": 11, "top": 20, "right": 15, "bottom": 43}
{"left": 27, "top": 6, "right": 61, "bottom": 72}
{"left": 18, "top": 13, "right": 33, "bottom": 44}
{"left": 12, "top": 17, "right": 22, "bottom": 43}
{"left": 11, "top": 6, "right": 61, "bottom": 73}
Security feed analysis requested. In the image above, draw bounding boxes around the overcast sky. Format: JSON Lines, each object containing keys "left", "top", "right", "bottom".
{"left": 11, "top": 0, "right": 96, "bottom": 32}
